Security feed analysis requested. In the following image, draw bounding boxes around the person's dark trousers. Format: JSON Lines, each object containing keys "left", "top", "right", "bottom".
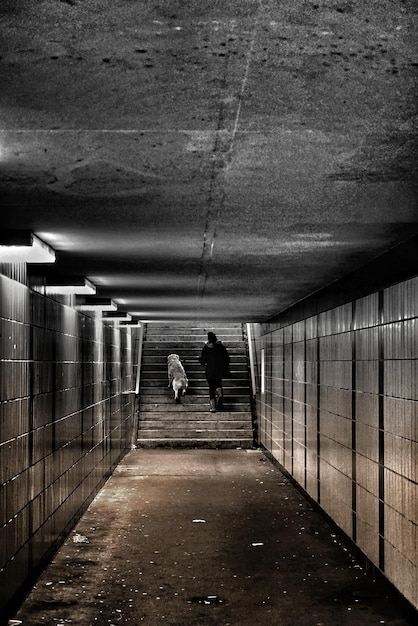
{"left": 208, "top": 379, "right": 223, "bottom": 410}
{"left": 208, "top": 379, "right": 222, "bottom": 399}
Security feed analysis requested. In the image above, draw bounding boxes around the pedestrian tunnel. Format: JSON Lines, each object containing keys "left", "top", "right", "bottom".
{"left": 0, "top": 269, "right": 417, "bottom": 622}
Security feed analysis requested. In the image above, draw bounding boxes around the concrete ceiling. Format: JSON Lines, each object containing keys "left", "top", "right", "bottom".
{"left": 1, "top": 0, "right": 417, "bottom": 322}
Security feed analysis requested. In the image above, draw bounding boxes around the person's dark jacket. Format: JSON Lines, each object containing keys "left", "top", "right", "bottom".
{"left": 199, "top": 340, "right": 230, "bottom": 380}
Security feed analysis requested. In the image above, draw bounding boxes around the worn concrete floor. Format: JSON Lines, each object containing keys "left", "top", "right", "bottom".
{"left": 10, "top": 449, "right": 415, "bottom": 625}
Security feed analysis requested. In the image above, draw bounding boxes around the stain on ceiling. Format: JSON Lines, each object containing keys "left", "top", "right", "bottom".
{"left": 1, "top": 0, "right": 417, "bottom": 322}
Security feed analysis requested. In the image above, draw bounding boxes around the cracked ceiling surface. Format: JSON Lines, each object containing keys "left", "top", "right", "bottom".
{"left": 1, "top": 0, "right": 417, "bottom": 322}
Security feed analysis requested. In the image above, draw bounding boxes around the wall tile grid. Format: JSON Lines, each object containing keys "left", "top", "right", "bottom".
{"left": 254, "top": 276, "right": 418, "bottom": 609}
{"left": 0, "top": 273, "right": 135, "bottom": 612}
{"left": 259, "top": 332, "right": 272, "bottom": 452}
{"left": 271, "top": 329, "right": 285, "bottom": 466}
{"left": 382, "top": 280, "right": 417, "bottom": 605}
{"left": 318, "top": 305, "right": 353, "bottom": 539}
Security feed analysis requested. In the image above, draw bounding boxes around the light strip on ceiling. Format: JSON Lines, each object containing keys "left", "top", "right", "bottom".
{"left": 44, "top": 278, "right": 96, "bottom": 295}
{"left": 103, "top": 314, "right": 133, "bottom": 322}
{"left": 76, "top": 299, "right": 118, "bottom": 312}
{"left": 0, "top": 234, "right": 56, "bottom": 263}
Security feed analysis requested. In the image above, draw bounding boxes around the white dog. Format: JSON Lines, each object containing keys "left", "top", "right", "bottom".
{"left": 167, "top": 354, "right": 188, "bottom": 403}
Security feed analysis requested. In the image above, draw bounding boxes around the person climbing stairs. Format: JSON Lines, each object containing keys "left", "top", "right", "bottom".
{"left": 136, "top": 324, "right": 254, "bottom": 448}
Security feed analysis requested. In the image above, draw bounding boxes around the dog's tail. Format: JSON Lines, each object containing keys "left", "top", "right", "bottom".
{"left": 173, "top": 378, "right": 188, "bottom": 393}
{"left": 173, "top": 378, "right": 188, "bottom": 403}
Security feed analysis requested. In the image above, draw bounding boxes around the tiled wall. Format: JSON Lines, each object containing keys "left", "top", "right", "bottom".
{"left": 0, "top": 273, "right": 136, "bottom": 612}
{"left": 250, "top": 275, "right": 418, "bottom": 610}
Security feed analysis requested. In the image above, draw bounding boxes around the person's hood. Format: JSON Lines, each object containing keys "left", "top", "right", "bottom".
{"left": 207, "top": 340, "right": 222, "bottom": 348}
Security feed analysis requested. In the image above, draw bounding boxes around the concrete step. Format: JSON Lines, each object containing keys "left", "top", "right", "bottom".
{"left": 138, "top": 428, "right": 253, "bottom": 439}
{"left": 141, "top": 359, "right": 248, "bottom": 367}
{"left": 144, "top": 332, "right": 244, "bottom": 341}
{"left": 141, "top": 380, "right": 248, "bottom": 389}
{"left": 144, "top": 325, "right": 242, "bottom": 331}
{"left": 140, "top": 381, "right": 249, "bottom": 390}
{"left": 142, "top": 345, "right": 247, "bottom": 355}
{"left": 145, "top": 325, "right": 242, "bottom": 336}
{"left": 142, "top": 348, "right": 246, "bottom": 355}
{"left": 141, "top": 363, "right": 246, "bottom": 370}
{"left": 140, "top": 385, "right": 249, "bottom": 393}
{"left": 140, "top": 378, "right": 250, "bottom": 387}
{"left": 138, "top": 411, "right": 252, "bottom": 421}
{"left": 140, "top": 373, "right": 249, "bottom": 382}
{"left": 141, "top": 355, "right": 248, "bottom": 366}
{"left": 141, "top": 395, "right": 250, "bottom": 405}
{"left": 143, "top": 338, "right": 246, "bottom": 345}
{"left": 139, "top": 402, "right": 252, "bottom": 412}
{"left": 141, "top": 363, "right": 249, "bottom": 373}
{"left": 141, "top": 376, "right": 247, "bottom": 386}
{"left": 145, "top": 323, "right": 242, "bottom": 329}
{"left": 141, "top": 358, "right": 248, "bottom": 376}
{"left": 136, "top": 438, "right": 254, "bottom": 449}
{"left": 139, "top": 391, "right": 250, "bottom": 402}
{"left": 139, "top": 420, "right": 252, "bottom": 431}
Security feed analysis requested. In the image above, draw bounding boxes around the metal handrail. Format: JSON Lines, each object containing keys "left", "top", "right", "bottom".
{"left": 131, "top": 323, "right": 145, "bottom": 448}
{"left": 135, "top": 323, "right": 145, "bottom": 395}
{"left": 246, "top": 322, "right": 257, "bottom": 400}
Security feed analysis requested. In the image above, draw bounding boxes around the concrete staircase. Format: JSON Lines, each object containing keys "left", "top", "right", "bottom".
{"left": 137, "top": 323, "right": 254, "bottom": 448}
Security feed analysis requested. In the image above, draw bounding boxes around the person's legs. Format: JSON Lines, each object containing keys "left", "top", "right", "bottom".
{"left": 208, "top": 379, "right": 221, "bottom": 412}
{"left": 215, "top": 385, "right": 223, "bottom": 409}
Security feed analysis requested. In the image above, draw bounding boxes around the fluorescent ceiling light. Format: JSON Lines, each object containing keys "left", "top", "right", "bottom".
{"left": 103, "top": 313, "right": 133, "bottom": 322}
{"left": 44, "top": 278, "right": 96, "bottom": 295}
{"left": 76, "top": 299, "right": 117, "bottom": 312}
{"left": 0, "top": 234, "right": 55, "bottom": 263}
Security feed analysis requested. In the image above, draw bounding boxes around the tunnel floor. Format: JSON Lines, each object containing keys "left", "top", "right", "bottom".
{"left": 11, "top": 449, "right": 414, "bottom": 625}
